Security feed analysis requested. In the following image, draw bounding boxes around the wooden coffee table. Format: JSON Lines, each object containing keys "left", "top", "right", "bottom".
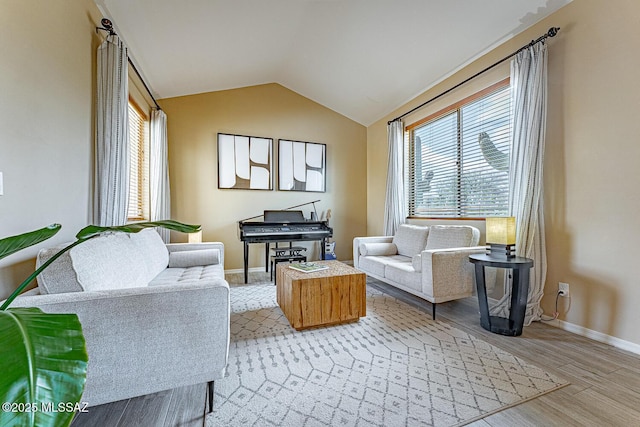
{"left": 276, "top": 260, "right": 366, "bottom": 330}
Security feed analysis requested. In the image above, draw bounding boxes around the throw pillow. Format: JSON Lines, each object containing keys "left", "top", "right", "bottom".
{"left": 392, "top": 224, "right": 430, "bottom": 257}
{"left": 359, "top": 242, "right": 398, "bottom": 256}
{"left": 71, "top": 233, "right": 149, "bottom": 291}
{"left": 168, "top": 249, "right": 220, "bottom": 268}
{"left": 128, "top": 229, "right": 169, "bottom": 281}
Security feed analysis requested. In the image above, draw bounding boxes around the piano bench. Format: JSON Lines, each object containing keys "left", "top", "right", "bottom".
{"left": 271, "top": 254, "right": 307, "bottom": 284}
{"left": 270, "top": 246, "right": 307, "bottom": 257}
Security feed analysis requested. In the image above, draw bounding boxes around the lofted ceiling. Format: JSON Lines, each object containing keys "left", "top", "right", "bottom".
{"left": 96, "top": 0, "right": 570, "bottom": 126}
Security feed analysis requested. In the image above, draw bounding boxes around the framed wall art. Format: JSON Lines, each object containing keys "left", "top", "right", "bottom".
{"left": 278, "top": 139, "right": 326, "bottom": 192}
{"left": 218, "top": 133, "right": 273, "bottom": 190}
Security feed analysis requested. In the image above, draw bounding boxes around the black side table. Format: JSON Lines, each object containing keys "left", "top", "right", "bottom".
{"left": 469, "top": 253, "right": 534, "bottom": 336}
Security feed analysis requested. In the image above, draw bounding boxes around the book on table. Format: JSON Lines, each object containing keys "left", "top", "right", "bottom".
{"left": 288, "top": 262, "right": 329, "bottom": 273}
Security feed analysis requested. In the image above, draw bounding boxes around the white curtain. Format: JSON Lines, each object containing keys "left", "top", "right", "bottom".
{"left": 150, "top": 109, "right": 171, "bottom": 242}
{"left": 492, "top": 42, "right": 548, "bottom": 325}
{"left": 95, "top": 35, "right": 129, "bottom": 226}
{"left": 383, "top": 120, "right": 406, "bottom": 236}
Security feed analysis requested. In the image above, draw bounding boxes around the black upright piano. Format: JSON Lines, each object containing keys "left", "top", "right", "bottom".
{"left": 238, "top": 209, "right": 333, "bottom": 283}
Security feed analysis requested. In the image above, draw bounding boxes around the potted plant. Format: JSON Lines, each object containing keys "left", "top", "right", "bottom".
{"left": 0, "top": 220, "right": 200, "bottom": 427}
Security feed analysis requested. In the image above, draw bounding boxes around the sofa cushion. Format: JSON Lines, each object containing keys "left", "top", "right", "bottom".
{"left": 384, "top": 262, "right": 422, "bottom": 292}
{"left": 392, "top": 224, "right": 429, "bottom": 257}
{"left": 149, "top": 264, "right": 225, "bottom": 286}
{"left": 425, "top": 225, "right": 479, "bottom": 250}
{"left": 168, "top": 249, "right": 220, "bottom": 268}
{"left": 358, "top": 254, "right": 410, "bottom": 278}
{"left": 359, "top": 242, "right": 397, "bottom": 257}
{"left": 37, "top": 243, "right": 83, "bottom": 294}
{"left": 412, "top": 254, "right": 422, "bottom": 272}
{"left": 70, "top": 233, "right": 149, "bottom": 291}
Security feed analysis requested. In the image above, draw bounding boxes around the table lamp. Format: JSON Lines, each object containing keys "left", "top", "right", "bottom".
{"left": 485, "top": 217, "right": 516, "bottom": 259}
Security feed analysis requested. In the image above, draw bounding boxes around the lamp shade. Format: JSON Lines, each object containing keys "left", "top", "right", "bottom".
{"left": 188, "top": 230, "right": 203, "bottom": 243}
{"left": 485, "top": 217, "right": 516, "bottom": 245}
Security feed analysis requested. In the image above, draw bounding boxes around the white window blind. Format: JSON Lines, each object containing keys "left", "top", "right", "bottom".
{"left": 127, "top": 100, "right": 149, "bottom": 221}
{"left": 408, "top": 84, "right": 511, "bottom": 218}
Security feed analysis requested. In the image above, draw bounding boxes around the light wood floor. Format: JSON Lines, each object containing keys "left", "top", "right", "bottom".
{"left": 72, "top": 271, "right": 640, "bottom": 427}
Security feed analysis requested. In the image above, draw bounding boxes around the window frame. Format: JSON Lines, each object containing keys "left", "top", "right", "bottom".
{"left": 406, "top": 78, "right": 511, "bottom": 219}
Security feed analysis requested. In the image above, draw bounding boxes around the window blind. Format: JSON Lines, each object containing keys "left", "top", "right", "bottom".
{"left": 408, "top": 84, "right": 511, "bottom": 218}
{"left": 127, "top": 100, "right": 149, "bottom": 221}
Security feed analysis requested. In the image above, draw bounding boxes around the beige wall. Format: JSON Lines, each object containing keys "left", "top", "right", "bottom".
{"left": 367, "top": 0, "right": 640, "bottom": 347}
{"left": 159, "top": 83, "right": 367, "bottom": 271}
{"left": 0, "top": 0, "right": 102, "bottom": 299}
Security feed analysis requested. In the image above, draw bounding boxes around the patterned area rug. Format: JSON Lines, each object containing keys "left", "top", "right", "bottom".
{"left": 206, "top": 282, "right": 567, "bottom": 426}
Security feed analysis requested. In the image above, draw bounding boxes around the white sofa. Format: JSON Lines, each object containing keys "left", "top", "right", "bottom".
{"left": 6, "top": 229, "right": 230, "bottom": 409}
{"left": 353, "top": 224, "right": 485, "bottom": 319}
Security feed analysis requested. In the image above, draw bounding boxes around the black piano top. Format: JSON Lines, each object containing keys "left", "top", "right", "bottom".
{"left": 238, "top": 210, "right": 332, "bottom": 242}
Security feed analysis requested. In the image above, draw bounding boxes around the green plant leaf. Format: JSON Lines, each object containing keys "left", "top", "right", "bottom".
{"left": 0, "top": 308, "right": 88, "bottom": 427}
{"left": 75, "top": 220, "right": 201, "bottom": 240}
{"left": 0, "top": 224, "right": 61, "bottom": 261}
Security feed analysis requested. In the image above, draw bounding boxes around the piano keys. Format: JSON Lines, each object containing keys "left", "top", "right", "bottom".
{"left": 238, "top": 209, "right": 333, "bottom": 283}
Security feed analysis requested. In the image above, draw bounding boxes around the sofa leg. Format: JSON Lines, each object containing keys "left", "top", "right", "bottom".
{"left": 207, "top": 381, "right": 214, "bottom": 413}
{"left": 432, "top": 303, "right": 436, "bottom": 320}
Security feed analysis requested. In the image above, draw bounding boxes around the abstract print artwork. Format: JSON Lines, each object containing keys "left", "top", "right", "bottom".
{"left": 218, "top": 133, "right": 273, "bottom": 190}
{"left": 278, "top": 139, "right": 326, "bottom": 192}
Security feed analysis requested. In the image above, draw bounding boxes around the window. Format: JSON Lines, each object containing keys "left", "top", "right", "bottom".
{"left": 127, "top": 99, "right": 149, "bottom": 221}
{"left": 407, "top": 81, "right": 511, "bottom": 218}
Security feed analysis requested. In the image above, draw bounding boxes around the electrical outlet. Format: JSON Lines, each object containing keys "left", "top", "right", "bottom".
{"left": 558, "top": 282, "right": 570, "bottom": 297}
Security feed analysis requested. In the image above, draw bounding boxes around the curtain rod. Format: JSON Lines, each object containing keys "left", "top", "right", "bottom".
{"left": 96, "top": 18, "right": 162, "bottom": 111}
{"left": 388, "top": 27, "right": 560, "bottom": 125}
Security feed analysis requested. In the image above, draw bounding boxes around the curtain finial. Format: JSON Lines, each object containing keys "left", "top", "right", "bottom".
{"left": 96, "top": 18, "right": 117, "bottom": 36}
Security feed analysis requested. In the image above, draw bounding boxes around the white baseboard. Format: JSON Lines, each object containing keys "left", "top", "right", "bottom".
{"left": 225, "top": 267, "right": 265, "bottom": 275}
{"left": 548, "top": 318, "right": 640, "bottom": 356}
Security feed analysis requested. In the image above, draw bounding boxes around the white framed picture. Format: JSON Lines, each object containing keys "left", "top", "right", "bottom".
{"left": 278, "top": 139, "right": 326, "bottom": 192}
{"left": 218, "top": 133, "right": 273, "bottom": 190}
